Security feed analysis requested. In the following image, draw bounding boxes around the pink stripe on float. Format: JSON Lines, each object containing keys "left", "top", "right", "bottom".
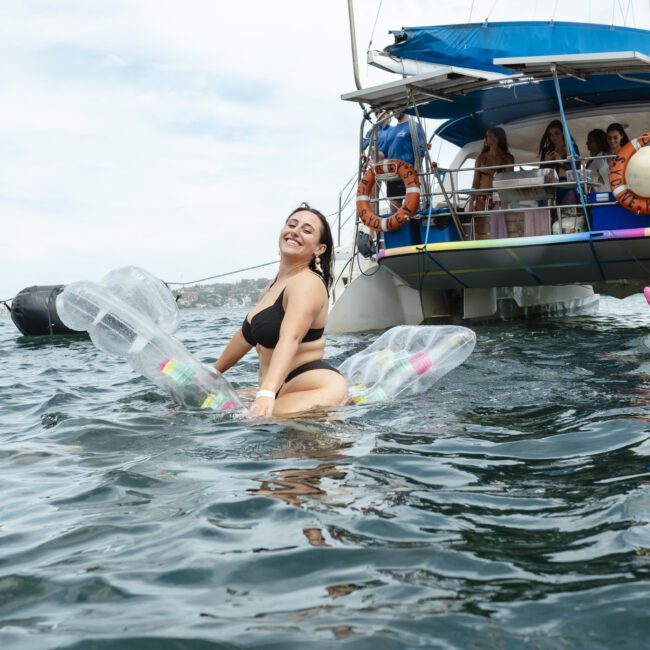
{"left": 410, "top": 350, "right": 433, "bottom": 375}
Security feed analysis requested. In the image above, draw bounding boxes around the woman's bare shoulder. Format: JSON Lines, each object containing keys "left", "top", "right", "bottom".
{"left": 286, "top": 271, "right": 327, "bottom": 295}
{"left": 282, "top": 272, "right": 327, "bottom": 316}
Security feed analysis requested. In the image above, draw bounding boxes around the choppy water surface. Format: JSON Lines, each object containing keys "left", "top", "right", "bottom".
{"left": 2, "top": 296, "right": 650, "bottom": 649}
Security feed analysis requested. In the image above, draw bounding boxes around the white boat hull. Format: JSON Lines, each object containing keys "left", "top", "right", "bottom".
{"left": 327, "top": 264, "right": 599, "bottom": 333}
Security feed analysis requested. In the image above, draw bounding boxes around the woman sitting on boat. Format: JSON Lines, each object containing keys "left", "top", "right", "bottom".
{"left": 606, "top": 122, "right": 630, "bottom": 158}
{"left": 468, "top": 127, "right": 514, "bottom": 239}
{"left": 213, "top": 204, "right": 348, "bottom": 417}
{"left": 539, "top": 119, "right": 581, "bottom": 205}
{"left": 585, "top": 129, "right": 611, "bottom": 192}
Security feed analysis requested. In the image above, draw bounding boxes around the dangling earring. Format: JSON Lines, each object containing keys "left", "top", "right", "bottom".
{"left": 314, "top": 255, "right": 323, "bottom": 275}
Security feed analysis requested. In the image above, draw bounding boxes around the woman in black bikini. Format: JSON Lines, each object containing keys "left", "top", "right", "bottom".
{"left": 213, "top": 204, "right": 348, "bottom": 417}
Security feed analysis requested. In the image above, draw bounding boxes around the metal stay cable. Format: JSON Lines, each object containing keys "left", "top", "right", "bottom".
{"left": 551, "top": 64, "right": 606, "bottom": 282}
{"left": 419, "top": 200, "right": 468, "bottom": 289}
{"left": 164, "top": 260, "right": 279, "bottom": 286}
{"left": 552, "top": 0, "right": 560, "bottom": 20}
{"left": 409, "top": 92, "right": 465, "bottom": 240}
{"left": 367, "top": 0, "right": 383, "bottom": 51}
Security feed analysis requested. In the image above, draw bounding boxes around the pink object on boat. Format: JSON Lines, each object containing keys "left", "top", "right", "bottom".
{"left": 644, "top": 287, "right": 650, "bottom": 305}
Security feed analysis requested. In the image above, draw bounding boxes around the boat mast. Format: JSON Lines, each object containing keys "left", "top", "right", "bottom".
{"left": 347, "top": 0, "right": 363, "bottom": 90}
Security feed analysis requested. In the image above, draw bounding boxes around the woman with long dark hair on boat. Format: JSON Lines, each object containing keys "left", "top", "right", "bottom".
{"left": 539, "top": 119, "right": 581, "bottom": 205}
{"left": 606, "top": 122, "right": 630, "bottom": 157}
{"left": 585, "top": 129, "right": 611, "bottom": 192}
{"left": 213, "top": 204, "right": 347, "bottom": 417}
{"left": 539, "top": 119, "right": 582, "bottom": 170}
{"left": 469, "top": 127, "right": 514, "bottom": 239}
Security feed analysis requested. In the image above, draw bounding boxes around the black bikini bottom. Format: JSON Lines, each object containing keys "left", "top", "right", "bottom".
{"left": 284, "top": 360, "right": 341, "bottom": 384}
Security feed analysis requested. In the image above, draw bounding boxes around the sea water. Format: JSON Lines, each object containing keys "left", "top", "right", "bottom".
{"left": 1, "top": 296, "right": 650, "bottom": 649}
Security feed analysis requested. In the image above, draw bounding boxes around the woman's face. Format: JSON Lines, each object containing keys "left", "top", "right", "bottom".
{"left": 548, "top": 126, "right": 564, "bottom": 149}
{"left": 485, "top": 131, "right": 497, "bottom": 148}
{"left": 279, "top": 210, "right": 325, "bottom": 261}
{"left": 608, "top": 130, "right": 622, "bottom": 153}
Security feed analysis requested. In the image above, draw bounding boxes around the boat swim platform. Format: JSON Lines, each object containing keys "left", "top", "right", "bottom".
{"left": 377, "top": 228, "right": 650, "bottom": 291}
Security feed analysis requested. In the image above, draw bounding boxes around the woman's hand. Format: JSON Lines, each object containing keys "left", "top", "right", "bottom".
{"left": 248, "top": 395, "right": 275, "bottom": 418}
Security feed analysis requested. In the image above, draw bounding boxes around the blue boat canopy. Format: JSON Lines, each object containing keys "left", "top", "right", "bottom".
{"left": 386, "top": 21, "right": 650, "bottom": 74}
{"left": 428, "top": 72, "right": 650, "bottom": 147}
{"left": 341, "top": 22, "right": 650, "bottom": 148}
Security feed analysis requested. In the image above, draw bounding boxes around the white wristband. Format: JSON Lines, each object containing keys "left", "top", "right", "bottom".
{"left": 255, "top": 389, "right": 276, "bottom": 400}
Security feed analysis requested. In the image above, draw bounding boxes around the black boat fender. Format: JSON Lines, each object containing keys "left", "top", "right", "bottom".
{"left": 10, "top": 285, "right": 79, "bottom": 336}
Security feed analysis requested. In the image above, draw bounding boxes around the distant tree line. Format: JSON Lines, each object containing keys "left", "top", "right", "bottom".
{"left": 174, "top": 278, "right": 270, "bottom": 309}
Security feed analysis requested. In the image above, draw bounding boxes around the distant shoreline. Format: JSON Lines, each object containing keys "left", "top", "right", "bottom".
{"left": 173, "top": 278, "right": 270, "bottom": 310}
{"left": 0, "top": 279, "right": 270, "bottom": 316}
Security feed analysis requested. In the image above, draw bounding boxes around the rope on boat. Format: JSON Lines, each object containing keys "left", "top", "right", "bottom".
{"left": 468, "top": 0, "right": 475, "bottom": 22}
{"left": 165, "top": 205, "right": 340, "bottom": 288}
{"left": 367, "top": 0, "right": 383, "bottom": 50}
{"left": 164, "top": 260, "right": 280, "bottom": 287}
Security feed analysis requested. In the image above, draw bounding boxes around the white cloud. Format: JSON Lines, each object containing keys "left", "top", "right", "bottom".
{"left": 1, "top": 1, "right": 649, "bottom": 301}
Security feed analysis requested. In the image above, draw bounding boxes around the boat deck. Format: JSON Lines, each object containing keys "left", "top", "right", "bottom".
{"left": 378, "top": 227, "right": 650, "bottom": 290}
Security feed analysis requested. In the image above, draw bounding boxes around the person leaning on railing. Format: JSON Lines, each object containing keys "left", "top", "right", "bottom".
{"left": 539, "top": 119, "right": 581, "bottom": 206}
{"left": 381, "top": 112, "right": 426, "bottom": 213}
{"left": 361, "top": 113, "right": 392, "bottom": 164}
{"left": 469, "top": 127, "right": 514, "bottom": 239}
{"left": 585, "top": 129, "right": 611, "bottom": 192}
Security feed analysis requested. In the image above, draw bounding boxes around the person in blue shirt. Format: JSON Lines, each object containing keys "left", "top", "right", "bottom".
{"left": 362, "top": 114, "right": 392, "bottom": 162}
{"left": 381, "top": 113, "right": 426, "bottom": 211}
{"left": 383, "top": 113, "right": 425, "bottom": 164}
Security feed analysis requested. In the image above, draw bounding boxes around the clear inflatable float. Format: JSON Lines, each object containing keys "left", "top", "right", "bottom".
{"left": 341, "top": 325, "right": 475, "bottom": 405}
{"left": 57, "top": 267, "right": 242, "bottom": 412}
{"left": 57, "top": 266, "right": 476, "bottom": 413}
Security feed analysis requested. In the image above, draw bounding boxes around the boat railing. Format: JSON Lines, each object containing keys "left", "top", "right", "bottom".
{"left": 329, "top": 152, "right": 620, "bottom": 295}
{"left": 331, "top": 170, "right": 359, "bottom": 247}
{"left": 330, "top": 170, "right": 369, "bottom": 299}
{"left": 361, "top": 153, "right": 618, "bottom": 242}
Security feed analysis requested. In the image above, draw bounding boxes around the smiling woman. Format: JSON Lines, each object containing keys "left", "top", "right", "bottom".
{"left": 213, "top": 204, "right": 348, "bottom": 417}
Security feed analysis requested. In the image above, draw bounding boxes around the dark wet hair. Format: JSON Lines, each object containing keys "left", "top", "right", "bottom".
{"left": 538, "top": 119, "right": 565, "bottom": 156}
{"left": 606, "top": 122, "right": 630, "bottom": 147}
{"left": 538, "top": 119, "right": 580, "bottom": 158}
{"left": 482, "top": 126, "right": 511, "bottom": 155}
{"left": 288, "top": 203, "right": 334, "bottom": 291}
{"left": 587, "top": 129, "right": 608, "bottom": 154}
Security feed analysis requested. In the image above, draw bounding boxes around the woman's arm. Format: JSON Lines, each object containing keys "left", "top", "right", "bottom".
{"left": 540, "top": 149, "right": 561, "bottom": 175}
{"left": 469, "top": 154, "right": 483, "bottom": 211}
{"left": 213, "top": 328, "right": 253, "bottom": 374}
{"left": 596, "top": 157, "right": 610, "bottom": 188}
{"left": 214, "top": 280, "right": 276, "bottom": 373}
{"left": 248, "top": 274, "right": 326, "bottom": 417}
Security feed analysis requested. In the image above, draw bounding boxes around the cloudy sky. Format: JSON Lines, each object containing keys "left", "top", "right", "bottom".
{"left": 2, "top": 0, "right": 649, "bottom": 301}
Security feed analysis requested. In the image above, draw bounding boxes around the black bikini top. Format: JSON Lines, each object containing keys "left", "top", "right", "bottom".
{"left": 241, "top": 289, "right": 324, "bottom": 349}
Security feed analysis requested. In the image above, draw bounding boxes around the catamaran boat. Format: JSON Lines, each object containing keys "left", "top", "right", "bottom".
{"left": 327, "top": 20, "right": 650, "bottom": 333}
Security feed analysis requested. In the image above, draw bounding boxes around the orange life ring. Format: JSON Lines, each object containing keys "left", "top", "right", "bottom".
{"left": 609, "top": 131, "right": 650, "bottom": 215}
{"left": 356, "top": 158, "right": 421, "bottom": 231}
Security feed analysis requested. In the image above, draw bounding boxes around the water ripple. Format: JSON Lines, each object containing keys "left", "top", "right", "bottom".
{"left": 2, "top": 298, "right": 650, "bottom": 647}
